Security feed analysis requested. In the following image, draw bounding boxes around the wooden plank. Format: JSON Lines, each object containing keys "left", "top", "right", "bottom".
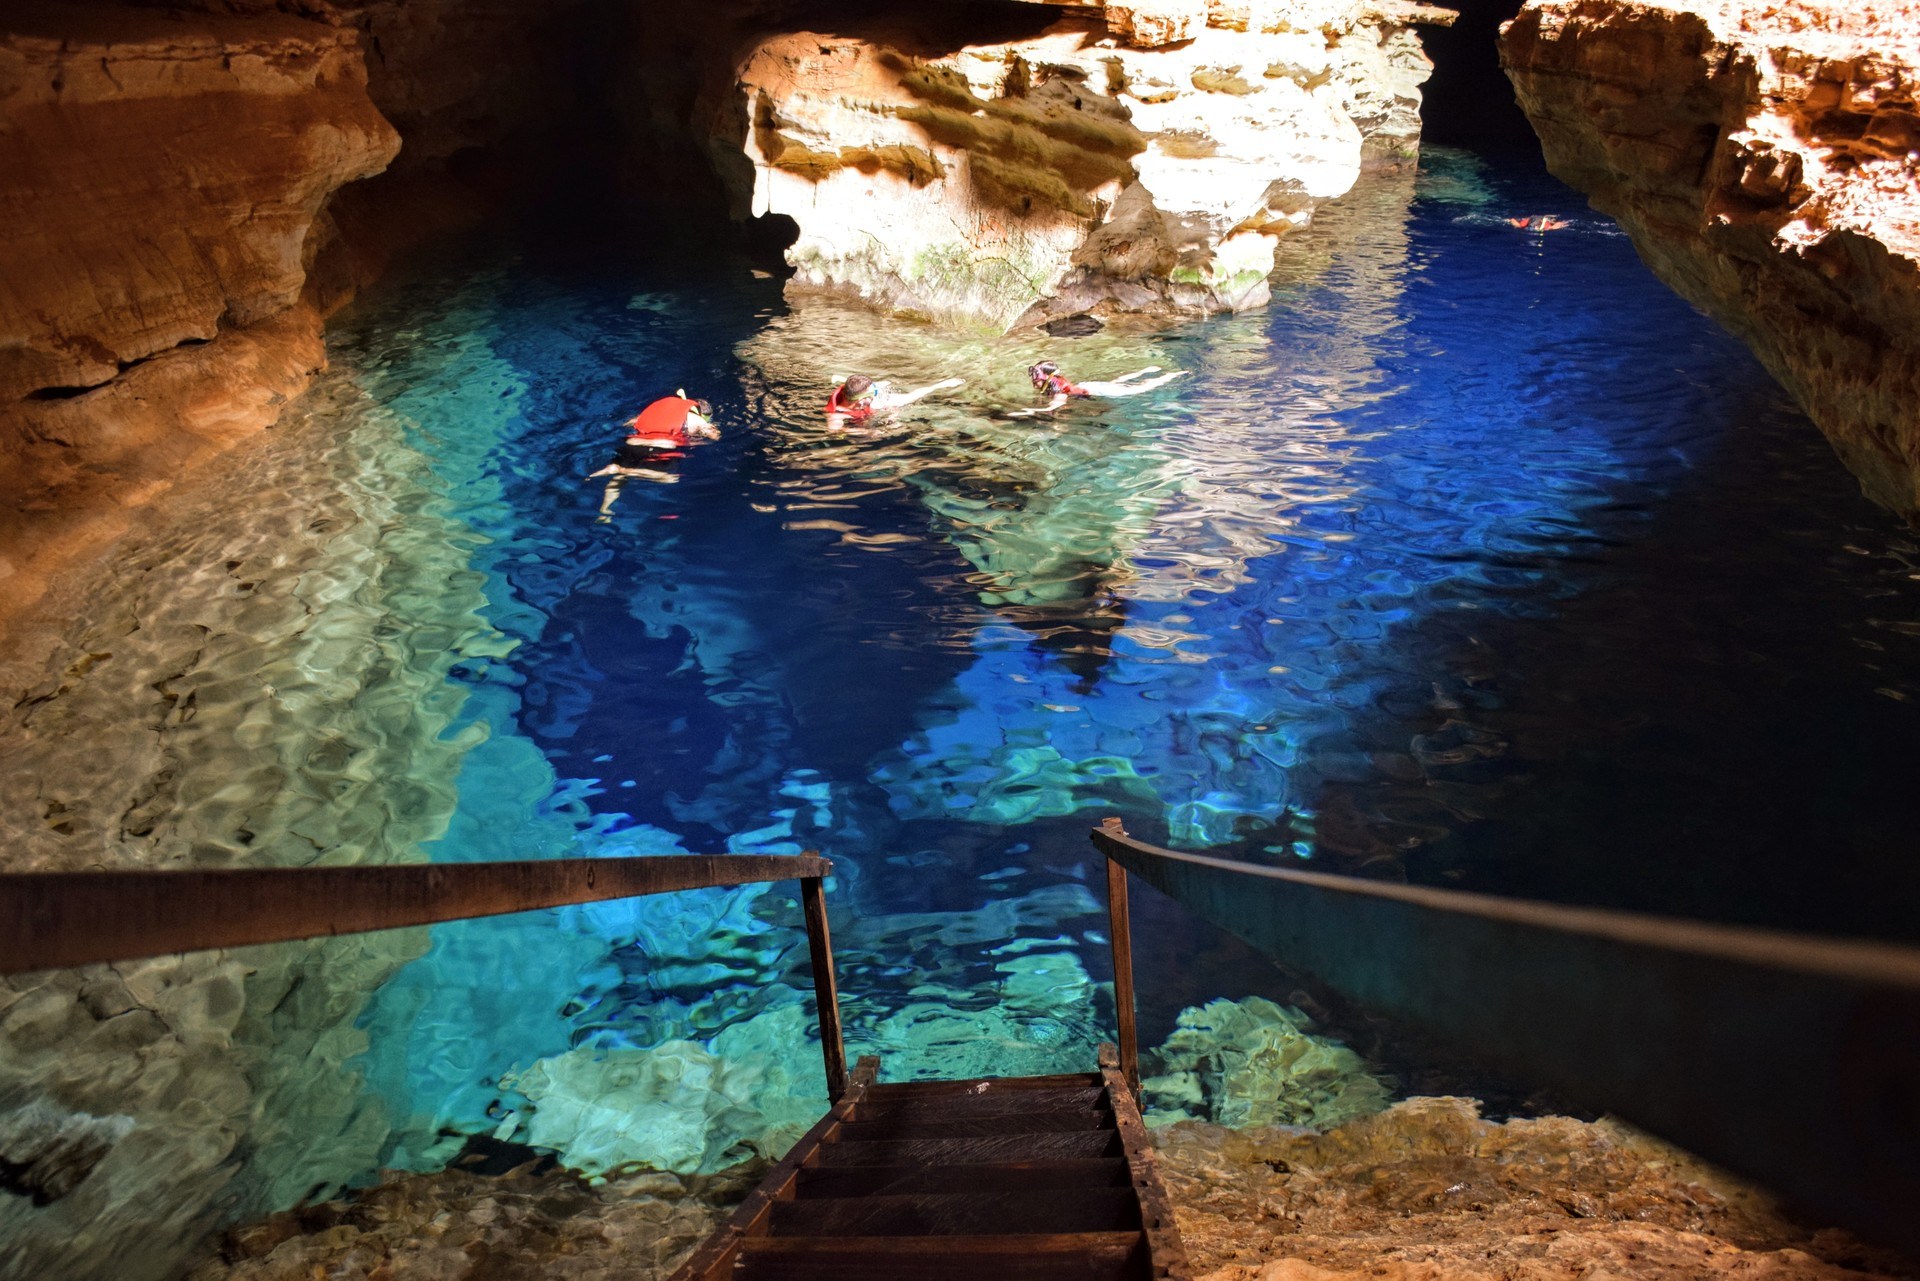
{"left": 0, "top": 853, "right": 833, "bottom": 975}
{"left": 856, "top": 1085, "right": 1108, "bottom": 1121}
{"left": 1100, "top": 1046, "right": 1193, "bottom": 1281}
{"left": 769, "top": 1186, "right": 1140, "bottom": 1237}
{"left": 834, "top": 1108, "right": 1111, "bottom": 1141}
{"left": 863, "top": 1072, "right": 1101, "bottom": 1099}
{"left": 801, "top": 875, "right": 849, "bottom": 1100}
{"left": 1092, "top": 820, "right": 1920, "bottom": 1257}
{"left": 796, "top": 1158, "right": 1132, "bottom": 1199}
{"left": 818, "top": 1131, "right": 1120, "bottom": 1167}
{"left": 734, "top": 1231, "right": 1147, "bottom": 1281}
{"left": 669, "top": 1056, "right": 878, "bottom": 1281}
{"left": 1101, "top": 817, "right": 1141, "bottom": 1093}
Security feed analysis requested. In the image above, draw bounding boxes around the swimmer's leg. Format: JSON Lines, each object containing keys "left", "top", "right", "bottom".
{"left": 1111, "top": 366, "right": 1163, "bottom": 383}
{"left": 597, "top": 476, "right": 626, "bottom": 520}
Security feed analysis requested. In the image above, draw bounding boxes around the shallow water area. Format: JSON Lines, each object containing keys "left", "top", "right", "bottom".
{"left": 5, "top": 147, "right": 1920, "bottom": 1276}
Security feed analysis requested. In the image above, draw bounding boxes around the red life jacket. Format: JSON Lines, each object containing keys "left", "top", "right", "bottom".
{"left": 826, "top": 384, "right": 874, "bottom": 421}
{"left": 1046, "top": 373, "right": 1091, "bottom": 399}
{"left": 629, "top": 396, "right": 697, "bottom": 446}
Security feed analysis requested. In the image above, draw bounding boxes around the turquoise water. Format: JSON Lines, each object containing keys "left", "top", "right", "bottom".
{"left": 323, "top": 151, "right": 1920, "bottom": 1177}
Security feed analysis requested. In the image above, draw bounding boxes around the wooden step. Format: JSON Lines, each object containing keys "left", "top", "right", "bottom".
{"left": 732, "top": 1231, "right": 1148, "bottom": 1281}
{"left": 817, "top": 1130, "right": 1122, "bottom": 1167}
{"left": 856, "top": 1085, "right": 1108, "bottom": 1122}
{"left": 861, "top": 1073, "right": 1101, "bottom": 1100}
{"left": 796, "top": 1158, "right": 1131, "bottom": 1199}
{"left": 834, "top": 1107, "right": 1111, "bottom": 1142}
{"left": 768, "top": 1187, "right": 1141, "bottom": 1238}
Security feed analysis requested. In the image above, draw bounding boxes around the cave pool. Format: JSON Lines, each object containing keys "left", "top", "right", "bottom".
{"left": 9, "top": 147, "right": 1920, "bottom": 1211}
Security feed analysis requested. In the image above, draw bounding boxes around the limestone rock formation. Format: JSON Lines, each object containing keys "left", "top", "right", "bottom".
{"left": 1159, "top": 1095, "right": 1908, "bottom": 1280}
{"left": 717, "top": 1, "right": 1447, "bottom": 330}
{"left": 1501, "top": 0, "right": 1920, "bottom": 522}
{"left": 0, "top": 8, "right": 396, "bottom": 629}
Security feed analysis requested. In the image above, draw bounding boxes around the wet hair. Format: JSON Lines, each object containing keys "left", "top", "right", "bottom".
{"left": 1028, "top": 361, "right": 1058, "bottom": 387}
{"left": 842, "top": 375, "right": 874, "bottom": 398}
{"left": 693, "top": 399, "right": 714, "bottom": 418}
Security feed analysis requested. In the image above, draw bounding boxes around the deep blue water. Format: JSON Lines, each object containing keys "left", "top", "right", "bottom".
{"left": 333, "top": 150, "right": 1920, "bottom": 1169}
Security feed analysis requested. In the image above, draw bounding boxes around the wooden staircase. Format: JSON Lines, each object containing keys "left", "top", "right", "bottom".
{"left": 672, "top": 1046, "right": 1190, "bottom": 1280}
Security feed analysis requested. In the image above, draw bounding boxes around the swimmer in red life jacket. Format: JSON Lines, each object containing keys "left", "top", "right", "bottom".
{"left": 1025, "top": 360, "right": 1186, "bottom": 414}
{"left": 589, "top": 390, "right": 719, "bottom": 520}
{"left": 1507, "top": 215, "right": 1570, "bottom": 231}
{"left": 825, "top": 373, "right": 965, "bottom": 428}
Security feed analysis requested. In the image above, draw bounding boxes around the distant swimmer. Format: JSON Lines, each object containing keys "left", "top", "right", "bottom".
{"left": 1508, "top": 215, "right": 1570, "bottom": 231}
{"left": 590, "top": 390, "right": 719, "bottom": 520}
{"left": 825, "top": 373, "right": 965, "bottom": 427}
{"left": 1025, "top": 360, "right": 1186, "bottom": 414}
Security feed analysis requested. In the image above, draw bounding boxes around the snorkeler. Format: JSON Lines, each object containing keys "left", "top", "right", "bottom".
{"left": 1026, "top": 360, "right": 1186, "bottom": 413}
{"left": 825, "top": 373, "right": 965, "bottom": 427}
{"left": 1507, "top": 215, "right": 1570, "bottom": 231}
{"left": 589, "top": 391, "right": 719, "bottom": 520}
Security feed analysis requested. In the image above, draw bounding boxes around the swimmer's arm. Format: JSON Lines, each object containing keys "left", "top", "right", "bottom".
{"left": 686, "top": 412, "right": 720, "bottom": 440}
{"left": 879, "top": 376, "right": 965, "bottom": 409}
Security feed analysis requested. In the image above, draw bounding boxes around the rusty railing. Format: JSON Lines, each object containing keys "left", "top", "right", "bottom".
{"left": 1092, "top": 816, "right": 1920, "bottom": 1257}
{"left": 0, "top": 852, "right": 851, "bottom": 1100}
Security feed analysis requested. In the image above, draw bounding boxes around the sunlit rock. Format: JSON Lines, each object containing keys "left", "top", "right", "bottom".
{"left": 1502, "top": 0, "right": 1920, "bottom": 522}
{"left": 1159, "top": 1095, "right": 1906, "bottom": 1279}
{"left": 716, "top": 1, "right": 1446, "bottom": 330}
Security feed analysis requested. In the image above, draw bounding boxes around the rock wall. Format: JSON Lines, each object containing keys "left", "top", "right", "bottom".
{"left": 1501, "top": 0, "right": 1920, "bottom": 523}
{"left": 0, "top": 7, "right": 399, "bottom": 631}
{"left": 709, "top": 0, "right": 1449, "bottom": 330}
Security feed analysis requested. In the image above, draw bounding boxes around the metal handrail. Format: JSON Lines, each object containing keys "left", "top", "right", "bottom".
{"left": 0, "top": 852, "right": 850, "bottom": 1098}
{"left": 1092, "top": 817, "right": 1920, "bottom": 1256}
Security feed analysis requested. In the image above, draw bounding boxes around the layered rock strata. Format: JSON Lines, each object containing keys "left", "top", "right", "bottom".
{"left": 1502, "top": 0, "right": 1920, "bottom": 522}
{"left": 0, "top": 8, "right": 399, "bottom": 628}
{"left": 714, "top": 0, "right": 1448, "bottom": 329}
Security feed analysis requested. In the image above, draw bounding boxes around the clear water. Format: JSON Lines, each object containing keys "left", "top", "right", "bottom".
{"left": 314, "top": 149, "right": 1920, "bottom": 1177}
{"left": 7, "top": 149, "right": 1920, "bottom": 1270}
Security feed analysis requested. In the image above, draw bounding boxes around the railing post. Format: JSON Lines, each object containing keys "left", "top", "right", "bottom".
{"left": 1100, "top": 817, "right": 1141, "bottom": 1095}
{"left": 800, "top": 872, "right": 849, "bottom": 1101}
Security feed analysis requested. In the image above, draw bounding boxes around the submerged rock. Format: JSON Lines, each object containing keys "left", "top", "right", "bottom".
{"left": 182, "top": 1162, "right": 751, "bottom": 1281}
{"left": 1502, "top": 0, "right": 1920, "bottom": 522}
{"left": 1144, "top": 996, "right": 1394, "bottom": 1129}
{"left": 1043, "top": 312, "right": 1108, "bottom": 337}
{"left": 715, "top": 0, "right": 1448, "bottom": 330}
